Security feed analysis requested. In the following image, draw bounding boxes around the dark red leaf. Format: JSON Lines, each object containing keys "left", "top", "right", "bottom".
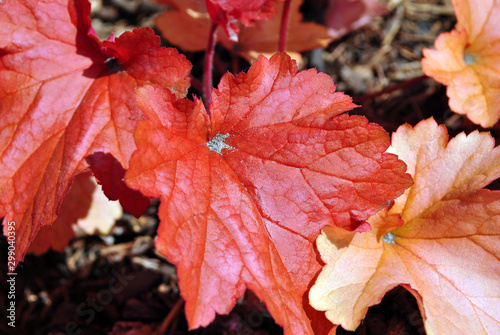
{"left": 86, "top": 153, "right": 150, "bottom": 218}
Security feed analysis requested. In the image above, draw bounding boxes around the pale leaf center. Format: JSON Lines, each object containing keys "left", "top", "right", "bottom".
{"left": 382, "top": 232, "right": 395, "bottom": 244}
{"left": 207, "top": 133, "right": 233, "bottom": 154}
{"left": 464, "top": 52, "right": 479, "bottom": 65}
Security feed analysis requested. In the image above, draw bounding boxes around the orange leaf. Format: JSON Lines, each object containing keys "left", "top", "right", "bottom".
{"left": 125, "top": 53, "right": 411, "bottom": 334}
{"left": 156, "top": 0, "right": 332, "bottom": 63}
{"left": 155, "top": 0, "right": 212, "bottom": 52}
{"left": 310, "top": 118, "right": 500, "bottom": 334}
{"left": 422, "top": 0, "right": 500, "bottom": 127}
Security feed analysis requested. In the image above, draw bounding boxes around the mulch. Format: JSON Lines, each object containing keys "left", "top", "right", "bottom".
{"left": 1, "top": 0, "right": 494, "bottom": 334}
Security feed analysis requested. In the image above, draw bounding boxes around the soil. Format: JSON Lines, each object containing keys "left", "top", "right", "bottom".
{"left": 1, "top": 0, "right": 495, "bottom": 334}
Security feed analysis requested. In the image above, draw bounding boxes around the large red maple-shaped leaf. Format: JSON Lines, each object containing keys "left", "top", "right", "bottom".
{"left": 125, "top": 53, "right": 412, "bottom": 334}
{"left": 0, "top": 0, "right": 191, "bottom": 263}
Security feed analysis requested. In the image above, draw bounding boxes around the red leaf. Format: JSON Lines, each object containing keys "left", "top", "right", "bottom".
{"left": 125, "top": 53, "right": 412, "bottom": 334}
{"left": 206, "top": 0, "right": 279, "bottom": 40}
{"left": 0, "top": 0, "right": 191, "bottom": 264}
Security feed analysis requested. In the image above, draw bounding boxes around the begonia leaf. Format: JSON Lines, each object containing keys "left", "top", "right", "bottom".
{"left": 422, "top": 0, "right": 500, "bottom": 127}
{"left": 125, "top": 53, "right": 412, "bottom": 334}
{"left": 156, "top": 0, "right": 332, "bottom": 63}
{"left": 310, "top": 118, "right": 500, "bottom": 334}
{"left": 0, "top": 0, "right": 191, "bottom": 264}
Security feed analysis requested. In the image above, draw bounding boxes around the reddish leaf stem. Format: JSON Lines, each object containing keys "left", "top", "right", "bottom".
{"left": 231, "top": 49, "right": 240, "bottom": 75}
{"left": 204, "top": 22, "right": 219, "bottom": 116}
{"left": 213, "top": 53, "right": 228, "bottom": 76}
{"left": 189, "top": 75, "right": 203, "bottom": 94}
{"left": 159, "top": 298, "right": 184, "bottom": 334}
{"left": 279, "top": 0, "right": 293, "bottom": 52}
